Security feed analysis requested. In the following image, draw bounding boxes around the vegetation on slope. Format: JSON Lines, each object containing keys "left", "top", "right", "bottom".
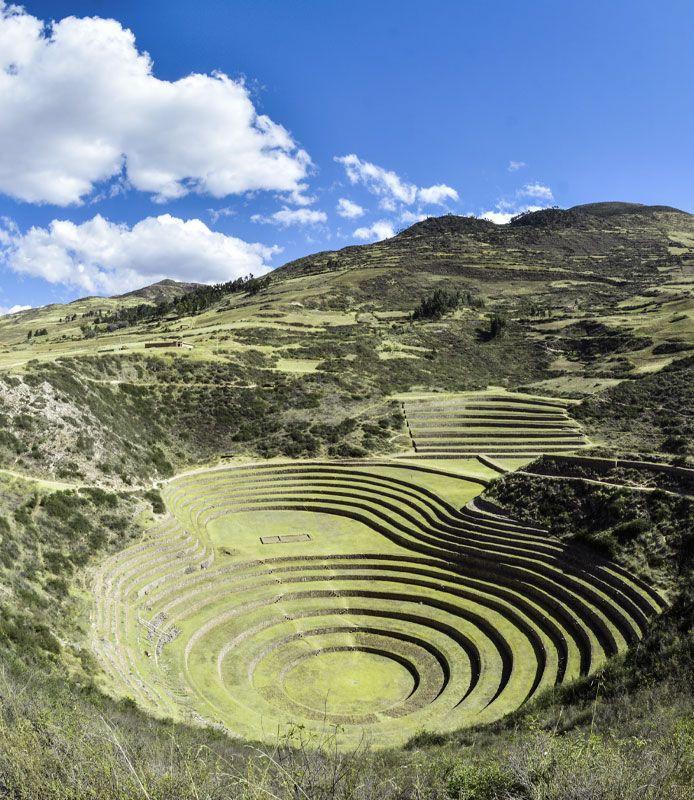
{"left": 575, "top": 356, "right": 694, "bottom": 460}
{"left": 1, "top": 654, "right": 691, "bottom": 800}
{"left": 411, "top": 288, "right": 484, "bottom": 321}
{"left": 89, "top": 274, "right": 271, "bottom": 333}
{"left": 485, "top": 467, "right": 692, "bottom": 592}
{"left": 0, "top": 473, "right": 156, "bottom": 669}
{"left": 0, "top": 354, "right": 404, "bottom": 485}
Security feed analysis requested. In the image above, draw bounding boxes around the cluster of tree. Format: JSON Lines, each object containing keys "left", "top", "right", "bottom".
{"left": 82, "top": 274, "right": 271, "bottom": 335}
{"left": 79, "top": 324, "right": 98, "bottom": 339}
{"left": 26, "top": 328, "right": 48, "bottom": 339}
{"left": 517, "top": 300, "right": 555, "bottom": 319}
{"left": 412, "top": 287, "right": 484, "bottom": 321}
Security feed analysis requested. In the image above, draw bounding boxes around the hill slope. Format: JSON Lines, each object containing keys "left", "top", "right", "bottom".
{"left": 0, "top": 203, "right": 692, "bottom": 797}
{"left": 0, "top": 203, "right": 690, "bottom": 487}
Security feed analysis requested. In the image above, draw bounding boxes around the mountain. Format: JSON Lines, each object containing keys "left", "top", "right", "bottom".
{"left": 115, "top": 278, "right": 204, "bottom": 303}
{"left": 274, "top": 202, "right": 693, "bottom": 310}
{"left": 0, "top": 199, "right": 690, "bottom": 492}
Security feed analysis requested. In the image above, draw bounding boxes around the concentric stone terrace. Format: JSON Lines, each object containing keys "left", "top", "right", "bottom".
{"left": 90, "top": 460, "right": 662, "bottom": 746}
{"left": 401, "top": 391, "right": 590, "bottom": 459}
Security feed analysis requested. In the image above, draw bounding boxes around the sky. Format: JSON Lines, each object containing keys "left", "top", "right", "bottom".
{"left": 0, "top": 0, "right": 692, "bottom": 314}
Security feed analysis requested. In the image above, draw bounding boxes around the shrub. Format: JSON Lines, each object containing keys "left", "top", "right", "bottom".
{"left": 149, "top": 447, "right": 173, "bottom": 477}
{"left": 329, "top": 442, "right": 367, "bottom": 457}
{"left": 487, "top": 313, "right": 507, "bottom": 339}
{"left": 446, "top": 761, "right": 522, "bottom": 800}
{"left": 144, "top": 489, "right": 165, "bottom": 515}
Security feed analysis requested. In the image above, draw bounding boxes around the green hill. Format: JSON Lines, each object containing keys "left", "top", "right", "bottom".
{"left": 0, "top": 204, "right": 692, "bottom": 799}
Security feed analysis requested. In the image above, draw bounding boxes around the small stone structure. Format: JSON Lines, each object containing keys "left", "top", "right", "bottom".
{"left": 260, "top": 533, "right": 311, "bottom": 544}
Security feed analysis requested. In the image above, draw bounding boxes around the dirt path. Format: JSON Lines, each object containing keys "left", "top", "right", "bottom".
{"left": 518, "top": 470, "right": 694, "bottom": 501}
{"left": 0, "top": 466, "right": 83, "bottom": 490}
{"left": 0, "top": 466, "right": 155, "bottom": 494}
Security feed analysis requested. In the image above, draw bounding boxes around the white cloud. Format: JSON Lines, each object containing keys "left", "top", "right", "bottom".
{"left": 479, "top": 181, "right": 554, "bottom": 224}
{"left": 508, "top": 161, "right": 526, "bottom": 172}
{"left": 417, "top": 184, "right": 458, "bottom": 205}
{"left": 281, "top": 183, "right": 317, "bottom": 206}
{"left": 0, "top": 214, "right": 279, "bottom": 294}
{"left": 0, "top": 303, "right": 32, "bottom": 317}
{"left": 208, "top": 206, "right": 236, "bottom": 224}
{"left": 479, "top": 210, "right": 514, "bottom": 225}
{"left": 251, "top": 207, "right": 327, "bottom": 227}
{"left": 336, "top": 198, "right": 365, "bottom": 219}
{"left": 353, "top": 220, "right": 396, "bottom": 241}
{"left": 479, "top": 205, "right": 545, "bottom": 225}
{"left": 0, "top": 3, "right": 311, "bottom": 205}
{"left": 335, "top": 154, "right": 458, "bottom": 207}
{"left": 336, "top": 154, "right": 416, "bottom": 204}
{"left": 519, "top": 182, "right": 554, "bottom": 201}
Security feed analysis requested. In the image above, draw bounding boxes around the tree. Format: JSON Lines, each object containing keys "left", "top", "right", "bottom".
{"left": 487, "top": 313, "right": 507, "bottom": 339}
{"left": 245, "top": 275, "right": 272, "bottom": 296}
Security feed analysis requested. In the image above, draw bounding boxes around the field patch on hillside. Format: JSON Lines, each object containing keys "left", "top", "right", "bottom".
{"left": 399, "top": 390, "right": 590, "bottom": 460}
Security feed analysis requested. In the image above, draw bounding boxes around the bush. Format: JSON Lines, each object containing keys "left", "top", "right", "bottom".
{"left": 149, "top": 447, "right": 173, "bottom": 477}
{"left": 488, "top": 313, "right": 507, "bottom": 339}
{"left": 328, "top": 442, "right": 367, "bottom": 458}
{"left": 144, "top": 489, "right": 165, "bottom": 515}
{"left": 447, "top": 761, "right": 522, "bottom": 800}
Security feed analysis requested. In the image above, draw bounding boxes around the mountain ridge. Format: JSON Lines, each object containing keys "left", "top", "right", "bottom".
{"left": 8, "top": 202, "right": 683, "bottom": 311}
{"left": 114, "top": 278, "right": 204, "bottom": 302}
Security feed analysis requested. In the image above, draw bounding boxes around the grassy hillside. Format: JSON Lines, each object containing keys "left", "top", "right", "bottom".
{"left": 0, "top": 205, "right": 692, "bottom": 798}
{"left": 1, "top": 204, "right": 691, "bottom": 400}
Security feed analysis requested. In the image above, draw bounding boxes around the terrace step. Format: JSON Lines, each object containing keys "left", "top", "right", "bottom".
{"left": 90, "top": 456, "right": 663, "bottom": 748}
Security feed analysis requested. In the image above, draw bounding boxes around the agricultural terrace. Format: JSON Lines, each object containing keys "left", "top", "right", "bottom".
{"left": 399, "top": 390, "right": 590, "bottom": 460}
{"left": 90, "top": 456, "right": 663, "bottom": 747}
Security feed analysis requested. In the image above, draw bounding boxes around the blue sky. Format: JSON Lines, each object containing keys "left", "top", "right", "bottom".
{"left": 0, "top": 0, "right": 692, "bottom": 312}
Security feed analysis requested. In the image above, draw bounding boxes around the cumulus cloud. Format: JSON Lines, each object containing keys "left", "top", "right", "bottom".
{"left": 0, "top": 3, "right": 311, "bottom": 205}
{"left": 519, "top": 182, "right": 554, "bottom": 201}
{"left": 417, "top": 184, "right": 458, "bottom": 205}
{"left": 0, "top": 303, "right": 31, "bottom": 317}
{"left": 353, "top": 220, "right": 396, "bottom": 241}
{"left": 251, "top": 207, "right": 327, "bottom": 227}
{"left": 508, "top": 160, "right": 526, "bottom": 172}
{"left": 0, "top": 214, "right": 279, "bottom": 294}
{"left": 335, "top": 155, "right": 458, "bottom": 207}
{"left": 281, "top": 183, "right": 317, "bottom": 207}
{"left": 336, "top": 198, "right": 365, "bottom": 219}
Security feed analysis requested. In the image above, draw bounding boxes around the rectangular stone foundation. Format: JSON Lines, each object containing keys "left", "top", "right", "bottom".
{"left": 260, "top": 533, "right": 312, "bottom": 544}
